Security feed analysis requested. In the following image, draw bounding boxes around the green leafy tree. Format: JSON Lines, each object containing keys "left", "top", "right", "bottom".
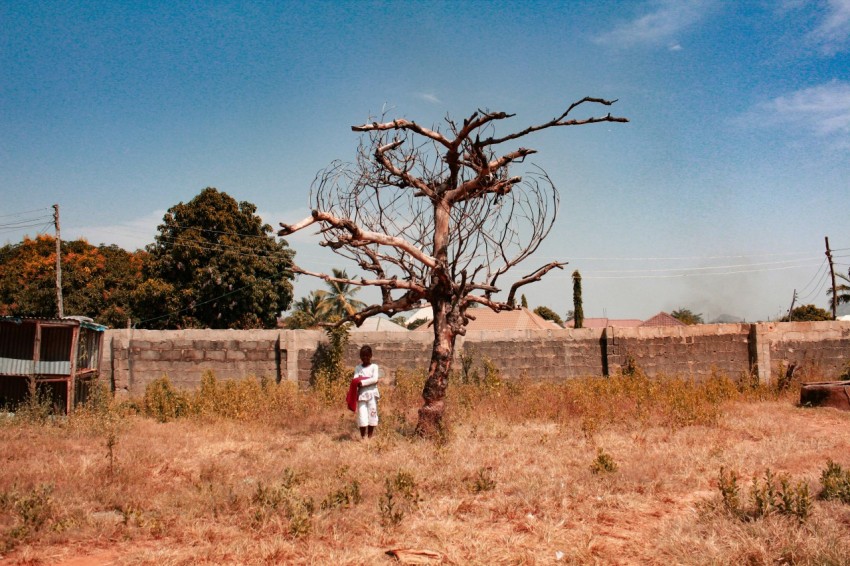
{"left": 0, "top": 235, "right": 143, "bottom": 326}
{"left": 671, "top": 308, "right": 704, "bottom": 325}
{"left": 136, "top": 187, "right": 294, "bottom": 329}
{"left": 572, "top": 270, "right": 584, "bottom": 329}
{"left": 520, "top": 294, "right": 528, "bottom": 308}
{"left": 782, "top": 304, "right": 832, "bottom": 322}
{"left": 533, "top": 305, "right": 562, "bottom": 325}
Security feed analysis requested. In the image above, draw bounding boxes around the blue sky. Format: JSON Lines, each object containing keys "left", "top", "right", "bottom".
{"left": 2, "top": 0, "right": 848, "bottom": 322}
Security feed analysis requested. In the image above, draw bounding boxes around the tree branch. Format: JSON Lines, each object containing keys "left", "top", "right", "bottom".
{"left": 480, "top": 97, "right": 628, "bottom": 147}
{"left": 352, "top": 119, "right": 451, "bottom": 148}
{"left": 280, "top": 210, "right": 437, "bottom": 268}
{"left": 506, "top": 261, "right": 568, "bottom": 307}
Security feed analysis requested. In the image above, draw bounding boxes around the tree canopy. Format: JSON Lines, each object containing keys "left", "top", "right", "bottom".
{"left": 671, "top": 308, "right": 704, "bottom": 325}
{"left": 0, "top": 235, "right": 143, "bottom": 326}
{"left": 137, "top": 187, "right": 294, "bottom": 329}
{"left": 534, "top": 305, "right": 562, "bottom": 325}
{"left": 783, "top": 304, "right": 832, "bottom": 322}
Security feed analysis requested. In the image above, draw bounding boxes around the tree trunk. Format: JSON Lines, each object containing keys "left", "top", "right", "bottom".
{"left": 416, "top": 296, "right": 457, "bottom": 436}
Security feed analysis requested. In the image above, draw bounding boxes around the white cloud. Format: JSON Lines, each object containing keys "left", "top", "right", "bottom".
{"left": 809, "top": 0, "right": 850, "bottom": 54}
{"left": 593, "top": 0, "right": 711, "bottom": 48}
{"left": 743, "top": 81, "right": 850, "bottom": 149}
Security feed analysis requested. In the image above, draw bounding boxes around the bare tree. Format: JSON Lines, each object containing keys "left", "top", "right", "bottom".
{"left": 279, "top": 98, "right": 627, "bottom": 435}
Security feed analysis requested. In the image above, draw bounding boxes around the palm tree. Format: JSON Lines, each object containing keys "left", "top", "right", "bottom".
{"left": 318, "top": 268, "right": 366, "bottom": 319}
{"left": 827, "top": 268, "right": 850, "bottom": 306}
{"left": 285, "top": 291, "right": 330, "bottom": 329}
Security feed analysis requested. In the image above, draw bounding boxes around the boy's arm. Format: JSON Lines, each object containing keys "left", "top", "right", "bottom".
{"left": 358, "top": 365, "right": 379, "bottom": 387}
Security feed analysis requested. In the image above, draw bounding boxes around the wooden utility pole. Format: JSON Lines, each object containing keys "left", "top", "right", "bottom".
{"left": 53, "top": 204, "right": 64, "bottom": 318}
{"left": 787, "top": 289, "right": 797, "bottom": 321}
{"left": 825, "top": 236, "right": 837, "bottom": 320}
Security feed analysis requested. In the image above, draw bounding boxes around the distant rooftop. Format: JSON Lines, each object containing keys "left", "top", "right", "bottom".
{"left": 415, "top": 307, "right": 561, "bottom": 332}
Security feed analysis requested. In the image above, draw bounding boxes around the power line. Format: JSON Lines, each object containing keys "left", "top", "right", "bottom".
{"left": 577, "top": 257, "right": 822, "bottom": 275}
{"left": 797, "top": 267, "right": 831, "bottom": 302}
{"left": 132, "top": 282, "right": 257, "bottom": 328}
{"left": 0, "top": 207, "right": 52, "bottom": 219}
{"left": 576, "top": 262, "right": 824, "bottom": 280}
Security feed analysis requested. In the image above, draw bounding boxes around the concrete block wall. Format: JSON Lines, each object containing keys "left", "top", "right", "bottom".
{"left": 100, "top": 321, "right": 850, "bottom": 399}
{"left": 607, "top": 323, "right": 752, "bottom": 379}
{"left": 105, "top": 329, "right": 282, "bottom": 398}
{"left": 760, "top": 321, "right": 850, "bottom": 383}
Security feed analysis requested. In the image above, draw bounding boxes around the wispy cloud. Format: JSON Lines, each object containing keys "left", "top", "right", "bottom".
{"left": 809, "top": 0, "right": 850, "bottom": 54}
{"left": 418, "top": 93, "right": 441, "bottom": 104}
{"left": 745, "top": 80, "right": 850, "bottom": 148}
{"left": 593, "top": 0, "right": 711, "bottom": 48}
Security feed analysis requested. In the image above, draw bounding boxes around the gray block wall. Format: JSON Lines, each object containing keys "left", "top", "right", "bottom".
{"left": 100, "top": 322, "right": 850, "bottom": 398}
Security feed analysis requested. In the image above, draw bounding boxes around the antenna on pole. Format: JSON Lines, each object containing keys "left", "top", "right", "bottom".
{"left": 53, "top": 204, "right": 64, "bottom": 318}
{"left": 825, "top": 236, "right": 837, "bottom": 320}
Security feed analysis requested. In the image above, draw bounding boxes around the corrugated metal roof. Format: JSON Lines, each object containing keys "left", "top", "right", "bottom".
{"left": 0, "top": 316, "right": 106, "bottom": 332}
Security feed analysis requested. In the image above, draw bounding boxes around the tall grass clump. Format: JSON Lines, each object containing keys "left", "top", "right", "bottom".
{"left": 559, "top": 364, "right": 739, "bottom": 435}
{"left": 142, "top": 371, "right": 300, "bottom": 425}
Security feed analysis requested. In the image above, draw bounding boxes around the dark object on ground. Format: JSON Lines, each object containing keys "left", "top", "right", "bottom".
{"left": 800, "top": 381, "right": 850, "bottom": 411}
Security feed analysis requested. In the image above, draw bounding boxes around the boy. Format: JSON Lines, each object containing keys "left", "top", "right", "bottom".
{"left": 352, "top": 345, "right": 380, "bottom": 439}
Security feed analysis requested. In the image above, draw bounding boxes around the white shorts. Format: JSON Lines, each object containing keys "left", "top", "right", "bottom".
{"left": 356, "top": 397, "right": 379, "bottom": 427}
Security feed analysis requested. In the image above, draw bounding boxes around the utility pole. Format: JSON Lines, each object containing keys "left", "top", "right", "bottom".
{"left": 787, "top": 289, "right": 797, "bottom": 321}
{"left": 825, "top": 236, "right": 837, "bottom": 320}
{"left": 53, "top": 204, "right": 64, "bottom": 318}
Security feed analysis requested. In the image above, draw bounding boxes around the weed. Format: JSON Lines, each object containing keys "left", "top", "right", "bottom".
{"left": 320, "top": 480, "right": 362, "bottom": 510}
{"left": 469, "top": 466, "right": 496, "bottom": 493}
{"left": 819, "top": 460, "right": 850, "bottom": 503}
{"left": 720, "top": 467, "right": 812, "bottom": 522}
{"left": 590, "top": 448, "right": 618, "bottom": 475}
{"left": 718, "top": 466, "right": 741, "bottom": 516}
{"left": 251, "top": 481, "right": 314, "bottom": 537}
{"left": 621, "top": 354, "right": 639, "bottom": 377}
{"left": 0, "top": 484, "right": 55, "bottom": 552}
{"left": 17, "top": 377, "right": 54, "bottom": 424}
{"left": 379, "top": 470, "right": 420, "bottom": 527}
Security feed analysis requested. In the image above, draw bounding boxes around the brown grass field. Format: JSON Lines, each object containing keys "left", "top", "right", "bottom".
{"left": 1, "top": 367, "right": 849, "bottom": 565}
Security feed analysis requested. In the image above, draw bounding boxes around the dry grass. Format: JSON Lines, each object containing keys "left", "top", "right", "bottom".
{"left": 1, "top": 368, "right": 850, "bottom": 566}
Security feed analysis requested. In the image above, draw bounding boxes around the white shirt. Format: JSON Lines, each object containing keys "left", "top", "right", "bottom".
{"left": 354, "top": 363, "right": 380, "bottom": 401}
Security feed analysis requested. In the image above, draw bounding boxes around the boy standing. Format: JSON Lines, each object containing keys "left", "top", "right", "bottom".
{"left": 353, "top": 345, "right": 380, "bottom": 439}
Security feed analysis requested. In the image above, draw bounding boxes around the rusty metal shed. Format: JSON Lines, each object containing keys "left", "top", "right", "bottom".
{"left": 0, "top": 316, "right": 107, "bottom": 414}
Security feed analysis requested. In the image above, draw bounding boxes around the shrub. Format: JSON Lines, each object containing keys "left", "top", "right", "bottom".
{"left": 143, "top": 376, "right": 189, "bottom": 422}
